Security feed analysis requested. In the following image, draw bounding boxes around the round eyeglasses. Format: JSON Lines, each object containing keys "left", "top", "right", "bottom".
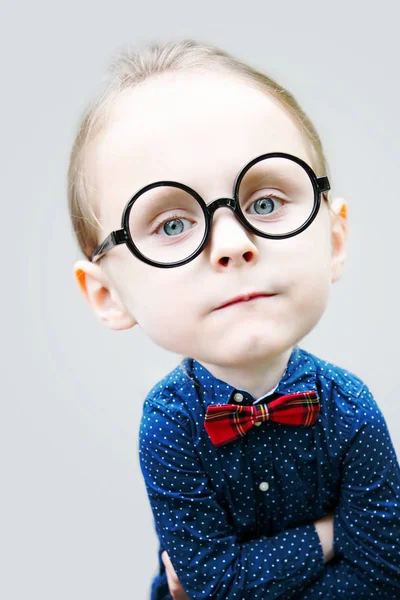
{"left": 91, "top": 152, "right": 330, "bottom": 268}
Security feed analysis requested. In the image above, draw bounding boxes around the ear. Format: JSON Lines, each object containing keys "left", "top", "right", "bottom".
{"left": 329, "top": 197, "right": 348, "bottom": 284}
{"left": 73, "top": 260, "right": 137, "bottom": 330}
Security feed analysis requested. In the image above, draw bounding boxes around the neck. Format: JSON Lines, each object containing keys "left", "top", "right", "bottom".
{"left": 199, "top": 346, "right": 293, "bottom": 399}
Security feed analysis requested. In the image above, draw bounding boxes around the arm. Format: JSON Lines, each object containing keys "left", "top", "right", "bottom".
{"left": 162, "top": 516, "right": 334, "bottom": 600}
{"left": 139, "top": 398, "right": 326, "bottom": 600}
{"left": 295, "top": 387, "right": 400, "bottom": 599}
{"left": 162, "top": 514, "right": 334, "bottom": 600}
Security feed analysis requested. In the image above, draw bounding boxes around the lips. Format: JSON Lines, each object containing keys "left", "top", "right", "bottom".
{"left": 216, "top": 292, "right": 274, "bottom": 310}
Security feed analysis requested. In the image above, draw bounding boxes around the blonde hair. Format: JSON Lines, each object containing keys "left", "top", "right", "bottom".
{"left": 68, "top": 38, "right": 331, "bottom": 261}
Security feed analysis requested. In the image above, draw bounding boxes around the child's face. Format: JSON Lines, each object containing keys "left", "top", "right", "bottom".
{"left": 80, "top": 70, "right": 346, "bottom": 370}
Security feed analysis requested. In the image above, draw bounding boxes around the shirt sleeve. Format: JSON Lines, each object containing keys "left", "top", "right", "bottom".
{"left": 294, "top": 386, "right": 400, "bottom": 599}
{"left": 139, "top": 397, "right": 325, "bottom": 600}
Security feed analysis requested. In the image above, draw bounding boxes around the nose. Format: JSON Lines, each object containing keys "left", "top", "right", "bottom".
{"left": 207, "top": 206, "right": 259, "bottom": 269}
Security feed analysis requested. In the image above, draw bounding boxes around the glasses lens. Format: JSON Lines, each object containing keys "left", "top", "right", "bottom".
{"left": 128, "top": 185, "right": 206, "bottom": 264}
{"left": 237, "top": 157, "right": 315, "bottom": 235}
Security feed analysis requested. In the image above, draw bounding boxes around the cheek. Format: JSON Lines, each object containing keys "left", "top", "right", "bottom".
{"left": 134, "top": 279, "right": 180, "bottom": 320}
{"left": 118, "top": 262, "right": 196, "bottom": 344}
{"left": 282, "top": 226, "right": 333, "bottom": 308}
{"left": 137, "top": 292, "right": 196, "bottom": 353}
{"left": 108, "top": 257, "right": 172, "bottom": 316}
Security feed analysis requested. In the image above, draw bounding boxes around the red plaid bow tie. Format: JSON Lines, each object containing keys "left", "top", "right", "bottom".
{"left": 204, "top": 391, "right": 320, "bottom": 447}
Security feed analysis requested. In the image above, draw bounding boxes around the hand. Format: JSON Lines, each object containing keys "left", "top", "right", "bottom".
{"left": 161, "top": 550, "right": 190, "bottom": 600}
{"left": 314, "top": 512, "right": 335, "bottom": 564}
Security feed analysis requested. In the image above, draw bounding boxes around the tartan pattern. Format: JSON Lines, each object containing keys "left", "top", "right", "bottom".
{"left": 204, "top": 391, "right": 320, "bottom": 447}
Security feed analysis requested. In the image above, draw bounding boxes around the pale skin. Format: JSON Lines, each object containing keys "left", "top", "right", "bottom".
{"left": 73, "top": 69, "right": 347, "bottom": 598}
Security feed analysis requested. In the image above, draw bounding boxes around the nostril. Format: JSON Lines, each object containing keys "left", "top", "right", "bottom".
{"left": 218, "top": 252, "right": 254, "bottom": 266}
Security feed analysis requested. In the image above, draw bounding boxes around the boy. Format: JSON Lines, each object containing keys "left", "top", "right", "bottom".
{"left": 70, "top": 40, "right": 400, "bottom": 598}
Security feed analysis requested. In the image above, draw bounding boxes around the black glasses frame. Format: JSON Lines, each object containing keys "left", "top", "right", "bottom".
{"left": 91, "top": 152, "right": 330, "bottom": 268}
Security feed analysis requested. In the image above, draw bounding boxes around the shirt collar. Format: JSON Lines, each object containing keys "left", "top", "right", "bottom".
{"left": 182, "top": 345, "right": 318, "bottom": 407}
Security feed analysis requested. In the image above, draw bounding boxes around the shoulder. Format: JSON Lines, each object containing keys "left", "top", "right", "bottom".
{"left": 140, "top": 359, "right": 199, "bottom": 430}
{"left": 299, "top": 347, "right": 371, "bottom": 400}
{"left": 299, "top": 347, "right": 384, "bottom": 437}
{"left": 300, "top": 347, "right": 366, "bottom": 398}
{"left": 139, "top": 362, "right": 203, "bottom": 468}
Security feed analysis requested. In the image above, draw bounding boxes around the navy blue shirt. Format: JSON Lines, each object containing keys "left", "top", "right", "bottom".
{"left": 139, "top": 346, "right": 400, "bottom": 598}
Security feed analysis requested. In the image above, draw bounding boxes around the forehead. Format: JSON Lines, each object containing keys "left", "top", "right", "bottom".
{"left": 90, "top": 70, "right": 314, "bottom": 220}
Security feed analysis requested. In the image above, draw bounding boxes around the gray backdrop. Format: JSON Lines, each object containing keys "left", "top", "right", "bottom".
{"left": 2, "top": 1, "right": 399, "bottom": 598}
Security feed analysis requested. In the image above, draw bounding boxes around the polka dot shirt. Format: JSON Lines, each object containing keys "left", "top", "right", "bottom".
{"left": 139, "top": 346, "right": 400, "bottom": 599}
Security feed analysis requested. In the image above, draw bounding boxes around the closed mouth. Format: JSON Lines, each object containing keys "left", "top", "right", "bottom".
{"left": 216, "top": 292, "right": 275, "bottom": 310}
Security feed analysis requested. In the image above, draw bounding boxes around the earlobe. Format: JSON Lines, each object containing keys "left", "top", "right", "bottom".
{"left": 329, "top": 197, "right": 348, "bottom": 284}
{"left": 73, "top": 260, "right": 137, "bottom": 330}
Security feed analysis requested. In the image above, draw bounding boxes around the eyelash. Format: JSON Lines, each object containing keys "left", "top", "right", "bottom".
{"left": 245, "top": 193, "right": 286, "bottom": 212}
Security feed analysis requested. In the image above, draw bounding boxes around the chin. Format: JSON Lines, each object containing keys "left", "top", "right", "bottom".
{"left": 199, "top": 331, "right": 295, "bottom": 368}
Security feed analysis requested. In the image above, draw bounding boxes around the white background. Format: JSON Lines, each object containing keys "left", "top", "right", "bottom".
{"left": 2, "top": 1, "right": 399, "bottom": 598}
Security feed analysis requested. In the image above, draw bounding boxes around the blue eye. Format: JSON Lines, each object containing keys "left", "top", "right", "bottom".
{"left": 164, "top": 218, "right": 185, "bottom": 236}
{"left": 154, "top": 215, "right": 194, "bottom": 237}
{"left": 250, "top": 196, "right": 283, "bottom": 215}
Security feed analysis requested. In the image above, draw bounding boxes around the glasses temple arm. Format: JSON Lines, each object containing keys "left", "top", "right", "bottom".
{"left": 317, "top": 176, "right": 330, "bottom": 193}
{"left": 91, "top": 229, "right": 126, "bottom": 263}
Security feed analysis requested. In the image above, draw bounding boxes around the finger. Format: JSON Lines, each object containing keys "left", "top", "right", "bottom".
{"left": 161, "top": 550, "right": 172, "bottom": 570}
{"left": 161, "top": 552, "right": 189, "bottom": 598}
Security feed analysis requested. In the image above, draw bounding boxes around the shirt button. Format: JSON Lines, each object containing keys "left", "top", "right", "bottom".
{"left": 259, "top": 481, "right": 269, "bottom": 492}
{"left": 233, "top": 393, "right": 244, "bottom": 403}
{"left": 254, "top": 421, "right": 262, "bottom": 427}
